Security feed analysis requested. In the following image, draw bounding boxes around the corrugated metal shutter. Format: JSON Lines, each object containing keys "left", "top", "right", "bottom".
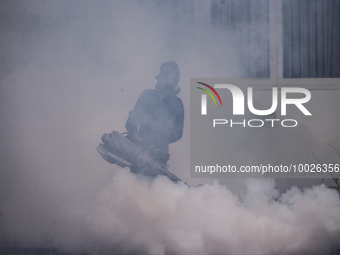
{"left": 283, "top": 0, "right": 340, "bottom": 78}
{"left": 211, "top": 0, "right": 270, "bottom": 78}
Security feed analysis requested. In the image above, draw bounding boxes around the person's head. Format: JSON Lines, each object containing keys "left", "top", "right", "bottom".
{"left": 156, "top": 61, "right": 180, "bottom": 95}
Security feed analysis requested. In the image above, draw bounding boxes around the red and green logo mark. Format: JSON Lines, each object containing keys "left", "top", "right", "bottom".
{"left": 196, "top": 82, "right": 223, "bottom": 106}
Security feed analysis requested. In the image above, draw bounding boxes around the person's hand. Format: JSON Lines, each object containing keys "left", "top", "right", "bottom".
{"left": 128, "top": 130, "right": 141, "bottom": 139}
{"left": 127, "top": 131, "right": 145, "bottom": 147}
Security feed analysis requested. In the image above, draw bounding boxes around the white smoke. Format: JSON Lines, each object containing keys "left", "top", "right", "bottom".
{"left": 1, "top": 1, "right": 340, "bottom": 254}
{"left": 2, "top": 168, "right": 340, "bottom": 255}
{"left": 87, "top": 171, "right": 340, "bottom": 255}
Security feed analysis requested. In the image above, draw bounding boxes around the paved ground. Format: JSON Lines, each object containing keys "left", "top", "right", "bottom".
{"left": 0, "top": 247, "right": 89, "bottom": 255}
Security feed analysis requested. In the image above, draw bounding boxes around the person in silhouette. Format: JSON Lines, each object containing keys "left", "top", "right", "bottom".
{"left": 125, "top": 61, "right": 184, "bottom": 167}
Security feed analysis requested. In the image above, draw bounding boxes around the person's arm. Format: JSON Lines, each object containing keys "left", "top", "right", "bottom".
{"left": 125, "top": 90, "right": 151, "bottom": 133}
{"left": 125, "top": 110, "right": 138, "bottom": 133}
{"left": 168, "top": 98, "right": 184, "bottom": 143}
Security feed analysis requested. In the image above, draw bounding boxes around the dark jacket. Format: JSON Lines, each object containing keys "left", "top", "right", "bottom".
{"left": 125, "top": 88, "right": 184, "bottom": 154}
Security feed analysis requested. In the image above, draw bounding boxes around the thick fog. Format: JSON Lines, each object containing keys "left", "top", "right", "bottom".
{"left": 0, "top": 1, "right": 340, "bottom": 254}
